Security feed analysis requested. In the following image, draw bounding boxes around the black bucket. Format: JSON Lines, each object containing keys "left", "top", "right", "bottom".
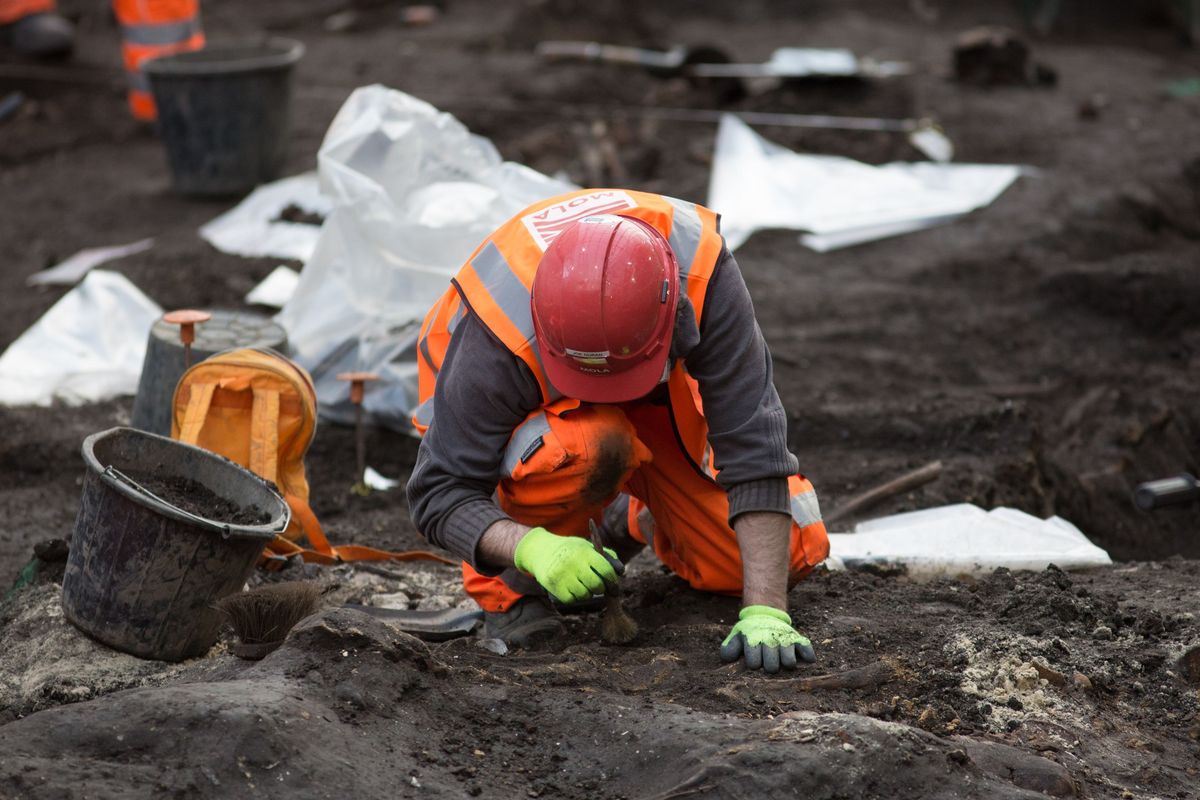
{"left": 144, "top": 38, "right": 304, "bottom": 196}
{"left": 61, "top": 427, "right": 289, "bottom": 662}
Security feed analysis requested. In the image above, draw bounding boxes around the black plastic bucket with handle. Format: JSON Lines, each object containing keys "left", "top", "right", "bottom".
{"left": 61, "top": 427, "right": 289, "bottom": 662}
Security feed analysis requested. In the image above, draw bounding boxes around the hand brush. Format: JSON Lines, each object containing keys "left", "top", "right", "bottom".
{"left": 588, "top": 519, "right": 638, "bottom": 644}
{"left": 214, "top": 581, "right": 324, "bottom": 659}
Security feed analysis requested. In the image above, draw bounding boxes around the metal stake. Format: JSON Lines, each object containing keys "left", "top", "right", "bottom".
{"left": 337, "top": 371, "right": 379, "bottom": 495}
{"left": 162, "top": 309, "right": 211, "bottom": 370}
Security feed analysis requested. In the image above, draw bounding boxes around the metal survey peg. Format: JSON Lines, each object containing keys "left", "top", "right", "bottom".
{"left": 337, "top": 371, "right": 379, "bottom": 495}
{"left": 161, "top": 309, "right": 212, "bottom": 369}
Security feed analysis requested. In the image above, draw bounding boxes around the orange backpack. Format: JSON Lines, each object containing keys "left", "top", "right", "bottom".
{"left": 172, "top": 348, "right": 450, "bottom": 567}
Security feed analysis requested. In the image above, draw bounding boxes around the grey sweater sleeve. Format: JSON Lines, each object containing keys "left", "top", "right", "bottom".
{"left": 406, "top": 313, "right": 543, "bottom": 569}
{"left": 682, "top": 249, "right": 798, "bottom": 522}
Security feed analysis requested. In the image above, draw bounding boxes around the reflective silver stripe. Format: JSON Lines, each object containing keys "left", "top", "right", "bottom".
{"left": 418, "top": 335, "right": 435, "bottom": 371}
{"left": 125, "top": 68, "right": 151, "bottom": 93}
{"left": 664, "top": 197, "right": 704, "bottom": 280}
{"left": 448, "top": 302, "right": 465, "bottom": 333}
{"left": 414, "top": 397, "right": 435, "bottom": 427}
{"left": 121, "top": 19, "right": 201, "bottom": 46}
{"left": 471, "top": 242, "right": 535, "bottom": 342}
{"left": 470, "top": 242, "right": 560, "bottom": 400}
{"left": 502, "top": 412, "right": 552, "bottom": 477}
{"left": 790, "top": 489, "right": 823, "bottom": 528}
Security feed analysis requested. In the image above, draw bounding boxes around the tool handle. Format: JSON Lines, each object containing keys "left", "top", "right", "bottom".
{"left": 587, "top": 519, "right": 626, "bottom": 579}
{"left": 1134, "top": 473, "right": 1200, "bottom": 511}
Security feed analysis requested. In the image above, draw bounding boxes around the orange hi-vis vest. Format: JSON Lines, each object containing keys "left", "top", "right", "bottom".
{"left": 113, "top": 0, "right": 205, "bottom": 121}
{"left": 413, "top": 188, "right": 731, "bottom": 482}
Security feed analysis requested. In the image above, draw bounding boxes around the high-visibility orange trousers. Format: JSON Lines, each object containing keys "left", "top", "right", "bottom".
{"left": 462, "top": 401, "right": 830, "bottom": 613}
{"left": 112, "top": 0, "right": 205, "bottom": 121}
{"left": 0, "top": 0, "right": 54, "bottom": 25}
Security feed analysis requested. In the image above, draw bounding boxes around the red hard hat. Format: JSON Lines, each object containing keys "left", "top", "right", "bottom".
{"left": 531, "top": 215, "right": 679, "bottom": 403}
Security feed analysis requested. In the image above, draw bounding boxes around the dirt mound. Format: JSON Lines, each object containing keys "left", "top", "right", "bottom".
{"left": 0, "top": 584, "right": 198, "bottom": 723}
{"left": 6, "top": 556, "right": 1197, "bottom": 798}
{"left": 0, "top": 605, "right": 1078, "bottom": 799}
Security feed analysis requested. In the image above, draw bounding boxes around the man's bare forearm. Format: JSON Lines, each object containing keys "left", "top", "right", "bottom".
{"left": 735, "top": 510, "right": 792, "bottom": 610}
{"left": 477, "top": 519, "right": 532, "bottom": 571}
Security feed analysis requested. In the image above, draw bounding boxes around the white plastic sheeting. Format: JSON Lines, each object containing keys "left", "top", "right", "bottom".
{"left": 0, "top": 270, "right": 162, "bottom": 406}
{"left": 27, "top": 238, "right": 154, "bottom": 287}
{"left": 708, "top": 114, "right": 1021, "bottom": 251}
{"left": 826, "top": 504, "right": 1113, "bottom": 577}
{"left": 363, "top": 466, "right": 400, "bottom": 492}
{"left": 200, "top": 172, "right": 330, "bottom": 262}
{"left": 244, "top": 265, "right": 301, "bottom": 308}
{"left": 275, "top": 85, "right": 575, "bottom": 429}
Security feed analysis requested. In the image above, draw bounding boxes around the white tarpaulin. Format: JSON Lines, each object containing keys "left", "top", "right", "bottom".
{"left": 27, "top": 237, "right": 154, "bottom": 287}
{"left": 245, "top": 265, "right": 301, "bottom": 308}
{"left": 826, "top": 504, "right": 1113, "bottom": 577}
{"left": 276, "top": 85, "right": 575, "bottom": 429}
{"left": 200, "top": 172, "right": 331, "bottom": 262}
{"left": 0, "top": 270, "right": 162, "bottom": 406}
{"left": 708, "top": 114, "right": 1021, "bottom": 251}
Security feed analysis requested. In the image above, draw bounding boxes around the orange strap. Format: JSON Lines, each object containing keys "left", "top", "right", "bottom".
{"left": 177, "top": 381, "right": 215, "bottom": 445}
{"left": 287, "top": 492, "right": 332, "bottom": 553}
{"left": 258, "top": 492, "right": 453, "bottom": 568}
{"left": 249, "top": 387, "right": 280, "bottom": 484}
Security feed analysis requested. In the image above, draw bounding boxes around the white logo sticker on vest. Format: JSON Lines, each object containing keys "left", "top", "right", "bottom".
{"left": 522, "top": 191, "right": 637, "bottom": 251}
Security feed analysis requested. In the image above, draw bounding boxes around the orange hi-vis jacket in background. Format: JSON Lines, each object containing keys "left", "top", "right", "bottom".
{"left": 113, "top": 0, "right": 204, "bottom": 121}
{"left": 0, "top": 0, "right": 54, "bottom": 25}
{"left": 413, "top": 189, "right": 829, "bottom": 611}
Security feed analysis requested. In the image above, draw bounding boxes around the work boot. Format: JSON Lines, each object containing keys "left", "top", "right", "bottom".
{"left": 483, "top": 596, "right": 564, "bottom": 648}
{"left": 0, "top": 12, "right": 74, "bottom": 58}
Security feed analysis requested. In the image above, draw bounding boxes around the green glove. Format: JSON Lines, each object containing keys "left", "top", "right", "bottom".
{"left": 720, "top": 605, "right": 816, "bottom": 673}
{"left": 513, "top": 527, "right": 621, "bottom": 605}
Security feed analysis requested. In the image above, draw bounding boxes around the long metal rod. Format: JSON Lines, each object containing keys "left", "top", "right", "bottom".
{"left": 354, "top": 400, "right": 366, "bottom": 487}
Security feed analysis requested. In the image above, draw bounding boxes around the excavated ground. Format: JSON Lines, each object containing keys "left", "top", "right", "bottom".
{"left": 1, "top": 0, "right": 1199, "bottom": 798}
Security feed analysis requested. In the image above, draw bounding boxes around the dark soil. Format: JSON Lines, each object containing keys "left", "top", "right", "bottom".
{"left": 2, "top": 0, "right": 1200, "bottom": 798}
{"left": 121, "top": 472, "right": 271, "bottom": 526}
{"left": 274, "top": 203, "right": 325, "bottom": 226}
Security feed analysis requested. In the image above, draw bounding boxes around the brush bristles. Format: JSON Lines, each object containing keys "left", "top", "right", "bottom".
{"left": 214, "top": 582, "right": 324, "bottom": 644}
{"left": 600, "top": 596, "right": 638, "bottom": 644}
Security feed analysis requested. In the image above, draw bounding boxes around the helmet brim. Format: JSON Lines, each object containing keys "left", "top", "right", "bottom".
{"left": 542, "top": 345, "right": 671, "bottom": 404}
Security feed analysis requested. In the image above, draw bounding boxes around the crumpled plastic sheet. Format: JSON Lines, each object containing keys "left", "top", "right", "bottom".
{"left": 708, "top": 114, "right": 1021, "bottom": 252}
{"left": 275, "top": 85, "right": 576, "bottom": 430}
{"left": 27, "top": 237, "right": 154, "bottom": 287}
{"left": 0, "top": 270, "right": 162, "bottom": 406}
{"left": 200, "top": 172, "right": 331, "bottom": 262}
{"left": 244, "top": 265, "right": 301, "bottom": 308}
{"left": 825, "top": 504, "right": 1113, "bottom": 577}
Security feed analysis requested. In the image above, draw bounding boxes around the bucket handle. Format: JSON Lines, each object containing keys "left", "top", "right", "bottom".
{"left": 104, "top": 466, "right": 234, "bottom": 538}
